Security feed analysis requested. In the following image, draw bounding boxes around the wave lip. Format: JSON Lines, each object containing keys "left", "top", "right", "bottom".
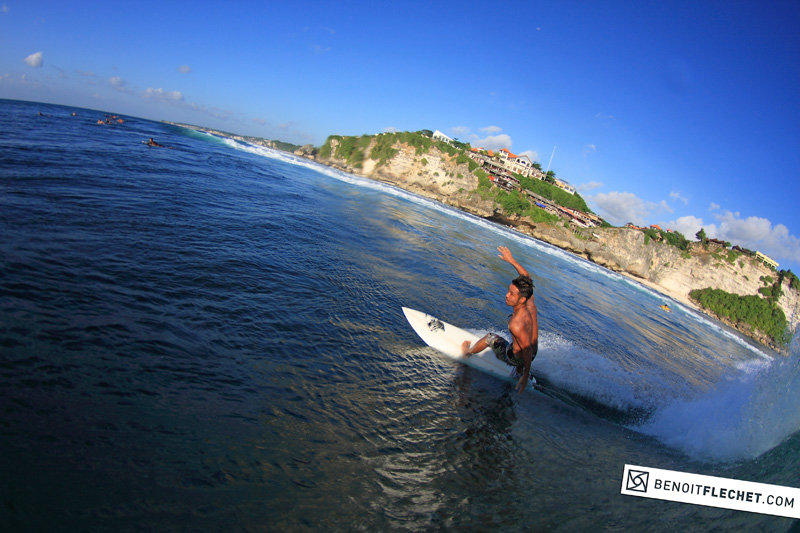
{"left": 632, "top": 345, "right": 800, "bottom": 462}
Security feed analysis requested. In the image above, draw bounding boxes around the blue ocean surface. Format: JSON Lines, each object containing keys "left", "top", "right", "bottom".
{"left": 1, "top": 99, "right": 799, "bottom": 531}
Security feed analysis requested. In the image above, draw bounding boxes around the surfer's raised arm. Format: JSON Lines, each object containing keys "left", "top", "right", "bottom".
{"left": 498, "top": 246, "right": 530, "bottom": 278}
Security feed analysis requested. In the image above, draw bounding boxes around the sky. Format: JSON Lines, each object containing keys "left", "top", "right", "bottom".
{"left": 2, "top": 0, "right": 800, "bottom": 271}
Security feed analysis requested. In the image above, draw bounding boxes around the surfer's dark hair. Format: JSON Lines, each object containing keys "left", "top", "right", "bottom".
{"left": 512, "top": 276, "right": 534, "bottom": 300}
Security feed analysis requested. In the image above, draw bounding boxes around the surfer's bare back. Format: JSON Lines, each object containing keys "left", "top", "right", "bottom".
{"left": 462, "top": 246, "right": 539, "bottom": 394}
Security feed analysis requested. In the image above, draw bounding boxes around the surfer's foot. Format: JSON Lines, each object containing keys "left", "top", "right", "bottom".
{"left": 461, "top": 341, "right": 472, "bottom": 357}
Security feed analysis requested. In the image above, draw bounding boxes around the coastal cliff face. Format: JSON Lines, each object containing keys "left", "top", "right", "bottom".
{"left": 313, "top": 136, "right": 800, "bottom": 342}
{"left": 320, "top": 137, "right": 498, "bottom": 216}
{"left": 513, "top": 222, "right": 800, "bottom": 336}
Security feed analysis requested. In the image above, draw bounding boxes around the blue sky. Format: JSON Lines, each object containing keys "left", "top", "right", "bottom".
{"left": 3, "top": 1, "right": 800, "bottom": 271}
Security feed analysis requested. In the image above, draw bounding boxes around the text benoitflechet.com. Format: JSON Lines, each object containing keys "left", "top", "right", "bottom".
{"left": 621, "top": 464, "right": 800, "bottom": 519}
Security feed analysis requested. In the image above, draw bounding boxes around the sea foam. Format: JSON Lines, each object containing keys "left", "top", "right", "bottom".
{"left": 633, "top": 340, "right": 800, "bottom": 462}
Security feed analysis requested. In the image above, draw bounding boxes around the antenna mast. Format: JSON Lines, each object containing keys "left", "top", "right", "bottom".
{"left": 545, "top": 146, "right": 556, "bottom": 175}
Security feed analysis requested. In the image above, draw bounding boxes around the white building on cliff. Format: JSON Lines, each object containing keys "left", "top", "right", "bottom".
{"left": 432, "top": 130, "right": 455, "bottom": 145}
{"left": 497, "top": 148, "right": 536, "bottom": 178}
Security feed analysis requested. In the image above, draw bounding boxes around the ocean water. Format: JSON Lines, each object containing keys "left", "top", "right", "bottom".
{"left": 1, "top": 99, "right": 799, "bottom": 531}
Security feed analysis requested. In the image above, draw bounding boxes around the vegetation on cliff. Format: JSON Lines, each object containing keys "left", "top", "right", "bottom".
{"left": 517, "top": 175, "right": 590, "bottom": 213}
{"left": 781, "top": 269, "right": 800, "bottom": 290}
{"left": 690, "top": 269, "right": 795, "bottom": 347}
{"left": 318, "top": 130, "right": 595, "bottom": 226}
{"left": 318, "top": 131, "right": 466, "bottom": 169}
{"left": 689, "top": 287, "right": 791, "bottom": 347}
{"left": 641, "top": 227, "right": 691, "bottom": 251}
{"left": 272, "top": 140, "right": 303, "bottom": 153}
{"left": 474, "top": 174, "right": 561, "bottom": 224}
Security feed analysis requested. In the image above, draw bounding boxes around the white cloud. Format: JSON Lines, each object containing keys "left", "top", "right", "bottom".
{"left": 582, "top": 144, "right": 596, "bottom": 158}
{"left": 178, "top": 65, "right": 191, "bottom": 74}
{"left": 519, "top": 149, "right": 539, "bottom": 162}
{"left": 658, "top": 199, "right": 674, "bottom": 214}
{"left": 475, "top": 133, "right": 512, "bottom": 152}
{"left": 382, "top": 126, "right": 398, "bottom": 133}
{"left": 451, "top": 125, "right": 470, "bottom": 137}
{"left": 590, "top": 191, "right": 673, "bottom": 226}
{"left": 669, "top": 191, "right": 689, "bottom": 205}
{"left": 576, "top": 181, "right": 604, "bottom": 193}
{"left": 713, "top": 212, "right": 800, "bottom": 261}
{"left": 480, "top": 125, "right": 502, "bottom": 134}
{"left": 24, "top": 52, "right": 43, "bottom": 68}
{"left": 709, "top": 202, "right": 720, "bottom": 211}
{"left": 142, "top": 87, "right": 185, "bottom": 102}
{"left": 2, "top": 4, "right": 8, "bottom": 14}
{"left": 252, "top": 117, "right": 268, "bottom": 126}
{"left": 108, "top": 76, "right": 135, "bottom": 95}
{"left": 667, "top": 215, "right": 706, "bottom": 238}
{"left": 590, "top": 192, "right": 651, "bottom": 226}
{"left": 666, "top": 210, "right": 800, "bottom": 265}
{"left": 0, "top": 73, "right": 30, "bottom": 85}
{"left": 311, "top": 44, "right": 331, "bottom": 54}
{"left": 595, "top": 112, "right": 616, "bottom": 120}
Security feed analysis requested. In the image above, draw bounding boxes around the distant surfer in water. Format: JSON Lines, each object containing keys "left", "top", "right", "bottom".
{"left": 462, "top": 246, "right": 539, "bottom": 394}
{"left": 146, "top": 138, "right": 163, "bottom": 147}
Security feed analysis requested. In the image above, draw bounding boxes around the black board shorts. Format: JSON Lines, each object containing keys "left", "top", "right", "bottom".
{"left": 485, "top": 333, "right": 525, "bottom": 367}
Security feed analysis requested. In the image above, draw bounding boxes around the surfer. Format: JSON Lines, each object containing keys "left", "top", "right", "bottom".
{"left": 497, "top": 246, "right": 539, "bottom": 358}
{"left": 462, "top": 246, "right": 539, "bottom": 394}
{"left": 146, "top": 138, "right": 164, "bottom": 147}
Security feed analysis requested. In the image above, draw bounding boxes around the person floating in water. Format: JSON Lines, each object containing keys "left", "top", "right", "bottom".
{"left": 462, "top": 246, "right": 539, "bottom": 394}
{"left": 146, "top": 138, "right": 164, "bottom": 147}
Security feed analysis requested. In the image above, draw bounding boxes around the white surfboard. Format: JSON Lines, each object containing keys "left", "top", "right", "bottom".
{"left": 402, "top": 307, "right": 535, "bottom": 387}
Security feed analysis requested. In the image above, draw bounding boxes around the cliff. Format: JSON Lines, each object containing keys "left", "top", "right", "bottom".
{"left": 310, "top": 134, "right": 800, "bottom": 349}
{"left": 513, "top": 222, "right": 799, "bottom": 349}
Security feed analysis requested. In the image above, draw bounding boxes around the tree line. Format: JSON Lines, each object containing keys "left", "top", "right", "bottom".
{"left": 689, "top": 287, "right": 791, "bottom": 347}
